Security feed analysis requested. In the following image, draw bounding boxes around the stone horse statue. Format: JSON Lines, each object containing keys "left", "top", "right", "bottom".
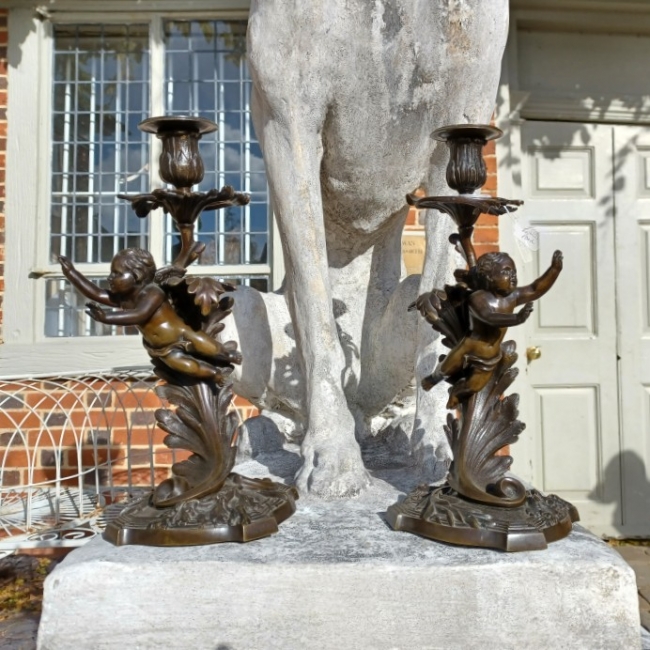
{"left": 221, "top": 0, "right": 510, "bottom": 498}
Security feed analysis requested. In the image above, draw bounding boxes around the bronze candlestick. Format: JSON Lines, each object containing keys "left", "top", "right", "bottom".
{"left": 386, "top": 124, "right": 578, "bottom": 552}
{"left": 60, "top": 116, "right": 297, "bottom": 546}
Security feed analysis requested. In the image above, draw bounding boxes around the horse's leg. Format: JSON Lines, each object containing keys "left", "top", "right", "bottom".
{"left": 410, "top": 199, "right": 458, "bottom": 480}
{"left": 348, "top": 205, "right": 452, "bottom": 479}
{"left": 251, "top": 90, "right": 371, "bottom": 498}
{"left": 403, "top": 0, "right": 511, "bottom": 480}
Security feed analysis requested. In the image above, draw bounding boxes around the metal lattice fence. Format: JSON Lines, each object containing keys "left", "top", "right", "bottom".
{"left": 0, "top": 368, "right": 167, "bottom": 552}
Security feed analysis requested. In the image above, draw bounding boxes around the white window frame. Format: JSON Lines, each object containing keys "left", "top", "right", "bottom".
{"left": 1, "top": 2, "right": 284, "bottom": 378}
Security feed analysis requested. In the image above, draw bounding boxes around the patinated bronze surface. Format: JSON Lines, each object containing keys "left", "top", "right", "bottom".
{"left": 60, "top": 116, "right": 297, "bottom": 546}
{"left": 104, "top": 474, "right": 298, "bottom": 547}
{"left": 387, "top": 124, "right": 578, "bottom": 551}
{"left": 387, "top": 485, "right": 578, "bottom": 553}
{"left": 118, "top": 116, "right": 250, "bottom": 269}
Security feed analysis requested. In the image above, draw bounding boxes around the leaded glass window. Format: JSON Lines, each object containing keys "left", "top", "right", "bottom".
{"left": 162, "top": 20, "right": 269, "bottom": 271}
{"left": 45, "top": 17, "right": 271, "bottom": 338}
{"left": 50, "top": 24, "right": 150, "bottom": 265}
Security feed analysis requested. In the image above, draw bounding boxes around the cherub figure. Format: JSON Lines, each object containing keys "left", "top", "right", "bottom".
{"left": 420, "top": 250, "right": 563, "bottom": 408}
{"left": 59, "top": 248, "right": 241, "bottom": 382}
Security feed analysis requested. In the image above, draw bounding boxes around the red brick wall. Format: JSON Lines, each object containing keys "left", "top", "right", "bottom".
{"left": 0, "top": 376, "right": 167, "bottom": 492}
{"left": 474, "top": 138, "right": 499, "bottom": 257}
{"left": 0, "top": 374, "right": 260, "bottom": 499}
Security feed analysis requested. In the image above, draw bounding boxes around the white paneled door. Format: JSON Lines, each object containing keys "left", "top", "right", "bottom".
{"left": 613, "top": 126, "right": 650, "bottom": 536}
{"left": 506, "top": 121, "right": 650, "bottom": 537}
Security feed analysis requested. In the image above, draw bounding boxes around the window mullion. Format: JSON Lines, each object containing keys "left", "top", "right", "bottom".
{"left": 148, "top": 15, "right": 166, "bottom": 268}
{"left": 243, "top": 70, "right": 251, "bottom": 266}
{"left": 60, "top": 57, "right": 73, "bottom": 260}
{"left": 88, "top": 38, "right": 98, "bottom": 264}
{"left": 34, "top": 17, "right": 56, "bottom": 341}
{"left": 218, "top": 55, "right": 226, "bottom": 266}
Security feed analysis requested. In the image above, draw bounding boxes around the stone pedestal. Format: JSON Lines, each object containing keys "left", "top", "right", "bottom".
{"left": 38, "top": 479, "right": 640, "bottom": 650}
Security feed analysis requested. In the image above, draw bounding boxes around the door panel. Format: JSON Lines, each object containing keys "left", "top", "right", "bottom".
{"left": 537, "top": 386, "right": 600, "bottom": 495}
{"left": 510, "top": 121, "right": 622, "bottom": 534}
{"left": 531, "top": 146, "right": 595, "bottom": 198}
{"left": 613, "top": 126, "right": 650, "bottom": 533}
{"left": 534, "top": 224, "right": 596, "bottom": 334}
{"left": 643, "top": 226, "right": 650, "bottom": 330}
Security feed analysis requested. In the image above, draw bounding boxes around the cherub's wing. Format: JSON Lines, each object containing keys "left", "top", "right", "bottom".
{"left": 154, "top": 264, "right": 187, "bottom": 287}
{"left": 410, "top": 281, "right": 474, "bottom": 350}
{"left": 151, "top": 265, "right": 203, "bottom": 330}
{"left": 156, "top": 269, "right": 236, "bottom": 339}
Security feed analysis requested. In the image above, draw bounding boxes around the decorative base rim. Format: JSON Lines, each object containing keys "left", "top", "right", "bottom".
{"left": 386, "top": 484, "right": 579, "bottom": 552}
{"left": 103, "top": 474, "right": 298, "bottom": 547}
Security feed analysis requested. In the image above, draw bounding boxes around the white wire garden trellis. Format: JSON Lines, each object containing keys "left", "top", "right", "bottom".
{"left": 0, "top": 368, "right": 178, "bottom": 551}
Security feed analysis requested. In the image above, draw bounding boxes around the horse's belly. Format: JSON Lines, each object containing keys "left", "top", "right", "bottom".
{"left": 320, "top": 124, "right": 440, "bottom": 234}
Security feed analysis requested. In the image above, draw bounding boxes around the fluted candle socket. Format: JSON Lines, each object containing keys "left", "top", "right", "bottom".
{"left": 432, "top": 124, "right": 502, "bottom": 195}
{"left": 140, "top": 116, "right": 218, "bottom": 190}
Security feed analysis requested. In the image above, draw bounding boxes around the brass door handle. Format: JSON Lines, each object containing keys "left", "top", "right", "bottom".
{"left": 526, "top": 346, "right": 542, "bottom": 362}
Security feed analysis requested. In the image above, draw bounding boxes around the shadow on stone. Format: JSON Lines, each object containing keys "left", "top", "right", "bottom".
{"left": 239, "top": 414, "right": 302, "bottom": 483}
{"left": 588, "top": 450, "right": 650, "bottom": 535}
{"left": 363, "top": 428, "right": 448, "bottom": 495}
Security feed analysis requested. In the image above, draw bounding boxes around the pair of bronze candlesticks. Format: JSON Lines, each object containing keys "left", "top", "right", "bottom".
{"left": 60, "top": 116, "right": 577, "bottom": 551}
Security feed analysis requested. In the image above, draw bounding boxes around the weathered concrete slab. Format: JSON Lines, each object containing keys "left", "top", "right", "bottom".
{"left": 37, "top": 479, "right": 640, "bottom": 650}
{"left": 615, "top": 545, "right": 650, "bottom": 633}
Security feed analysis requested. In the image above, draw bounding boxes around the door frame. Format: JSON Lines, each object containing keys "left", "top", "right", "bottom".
{"left": 496, "top": 3, "right": 650, "bottom": 536}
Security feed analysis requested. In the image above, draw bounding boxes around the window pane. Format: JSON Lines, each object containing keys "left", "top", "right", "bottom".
{"left": 249, "top": 234, "right": 268, "bottom": 264}
{"left": 50, "top": 24, "right": 150, "bottom": 267}
{"left": 45, "top": 278, "right": 138, "bottom": 337}
{"left": 163, "top": 20, "right": 270, "bottom": 273}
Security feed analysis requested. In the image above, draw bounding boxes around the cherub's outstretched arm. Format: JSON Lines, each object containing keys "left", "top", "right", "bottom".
{"left": 59, "top": 256, "right": 114, "bottom": 307}
{"left": 86, "top": 286, "right": 165, "bottom": 325}
{"left": 469, "top": 293, "right": 533, "bottom": 327}
{"left": 513, "top": 250, "right": 563, "bottom": 305}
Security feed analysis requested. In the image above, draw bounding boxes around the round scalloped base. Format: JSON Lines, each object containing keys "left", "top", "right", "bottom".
{"left": 386, "top": 484, "right": 579, "bottom": 552}
{"left": 103, "top": 474, "right": 298, "bottom": 547}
